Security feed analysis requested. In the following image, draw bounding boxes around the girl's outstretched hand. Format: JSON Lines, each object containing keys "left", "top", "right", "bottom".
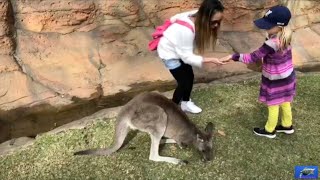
{"left": 219, "top": 55, "right": 233, "bottom": 62}
{"left": 203, "top": 57, "right": 226, "bottom": 65}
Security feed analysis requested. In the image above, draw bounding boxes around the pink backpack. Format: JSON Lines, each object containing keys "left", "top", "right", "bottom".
{"left": 148, "top": 19, "right": 194, "bottom": 51}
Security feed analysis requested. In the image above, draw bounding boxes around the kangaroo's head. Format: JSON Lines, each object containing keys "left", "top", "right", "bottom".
{"left": 194, "top": 122, "right": 214, "bottom": 161}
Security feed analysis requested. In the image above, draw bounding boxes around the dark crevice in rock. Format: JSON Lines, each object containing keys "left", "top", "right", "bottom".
{"left": 0, "top": 99, "right": 103, "bottom": 143}
{"left": 0, "top": 118, "right": 11, "bottom": 144}
{"left": 295, "top": 63, "right": 320, "bottom": 73}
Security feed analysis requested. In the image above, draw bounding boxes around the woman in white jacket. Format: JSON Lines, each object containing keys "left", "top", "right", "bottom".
{"left": 157, "top": 0, "right": 225, "bottom": 113}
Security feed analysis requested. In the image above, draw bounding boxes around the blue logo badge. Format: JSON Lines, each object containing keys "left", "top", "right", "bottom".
{"left": 295, "top": 166, "right": 318, "bottom": 179}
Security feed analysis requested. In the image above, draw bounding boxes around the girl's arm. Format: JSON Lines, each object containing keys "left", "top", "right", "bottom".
{"left": 231, "top": 43, "right": 276, "bottom": 64}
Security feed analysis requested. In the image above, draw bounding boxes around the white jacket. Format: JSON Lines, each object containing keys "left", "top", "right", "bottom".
{"left": 157, "top": 10, "right": 203, "bottom": 68}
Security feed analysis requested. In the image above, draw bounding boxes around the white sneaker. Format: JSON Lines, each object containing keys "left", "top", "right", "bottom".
{"left": 181, "top": 100, "right": 202, "bottom": 114}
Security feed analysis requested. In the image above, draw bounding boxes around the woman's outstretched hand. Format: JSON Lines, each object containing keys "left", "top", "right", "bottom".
{"left": 219, "top": 55, "right": 233, "bottom": 62}
{"left": 203, "top": 57, "right": 226, "bottom": 65}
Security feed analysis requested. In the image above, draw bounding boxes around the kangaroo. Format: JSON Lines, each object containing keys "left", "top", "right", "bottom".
{"left": 74, "top": 92, "right": 214, "bottom": 165}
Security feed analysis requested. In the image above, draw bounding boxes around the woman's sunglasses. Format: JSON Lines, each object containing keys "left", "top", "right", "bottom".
{"left": 210, "top": 20, "right": 222, "bottom": 27}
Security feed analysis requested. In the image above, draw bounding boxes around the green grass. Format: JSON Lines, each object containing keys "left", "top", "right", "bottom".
{"left": 1, "top": 74, "right": 319, "bottom": 180}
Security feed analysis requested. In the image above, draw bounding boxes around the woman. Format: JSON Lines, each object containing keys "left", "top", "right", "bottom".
{"left": 157, "top": 0, "right": 226, "bottom": 113}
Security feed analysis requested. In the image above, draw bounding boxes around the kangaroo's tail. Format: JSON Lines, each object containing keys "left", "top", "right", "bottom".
{"left": 74, "top": 116, "right": 130, "bottom": 156}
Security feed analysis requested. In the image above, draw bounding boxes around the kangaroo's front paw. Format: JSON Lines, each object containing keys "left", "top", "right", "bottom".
{"left": 178, "top": 142, "right": 187, "bottom": 149}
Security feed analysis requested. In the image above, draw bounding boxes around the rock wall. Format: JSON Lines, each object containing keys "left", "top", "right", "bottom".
{"left": 0, "top": 0, "right": 319, "bottom": 142}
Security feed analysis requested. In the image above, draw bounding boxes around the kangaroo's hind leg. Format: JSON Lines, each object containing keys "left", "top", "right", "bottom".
{"left": 134, "top": 105, "right": 186, "bottom": 165}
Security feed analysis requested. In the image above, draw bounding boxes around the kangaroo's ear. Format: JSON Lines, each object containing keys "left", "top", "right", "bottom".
{"left": 205, "top": 122, "right": 214, "bottom": 135}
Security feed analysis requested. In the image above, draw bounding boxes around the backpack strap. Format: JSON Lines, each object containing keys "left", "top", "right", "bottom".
{"left": 174, "top": 20, "right": 194, "bottom": 33}
{"left": 148, "top": 19, "right": 194, "bottom": 51}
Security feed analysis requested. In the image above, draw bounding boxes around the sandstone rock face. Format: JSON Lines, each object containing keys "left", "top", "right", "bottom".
{"left": 0, "top": 0, "right": 320, "bottom": 142}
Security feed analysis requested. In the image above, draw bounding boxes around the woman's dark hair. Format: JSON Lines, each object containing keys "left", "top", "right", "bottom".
{"left": 194, "top": 0, "right": 224, "bottom": 54}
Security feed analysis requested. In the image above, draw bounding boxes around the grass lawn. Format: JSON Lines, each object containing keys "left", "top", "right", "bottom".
{"left": 0, "top": 73, "right": 319, "bottom": 180}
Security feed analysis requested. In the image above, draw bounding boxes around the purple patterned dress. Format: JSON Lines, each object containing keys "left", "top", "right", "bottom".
{"left": 232, "top": 37, "right": 296, "bottom": 106}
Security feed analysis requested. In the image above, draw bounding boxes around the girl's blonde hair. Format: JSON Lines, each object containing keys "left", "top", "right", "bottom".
{"left": 277, "top": 26, "right": 293, "bottom": 51}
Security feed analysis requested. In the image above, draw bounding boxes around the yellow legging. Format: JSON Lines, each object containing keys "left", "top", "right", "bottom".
{"left": 265, "top": 102, "right": 293, "bottom": 133}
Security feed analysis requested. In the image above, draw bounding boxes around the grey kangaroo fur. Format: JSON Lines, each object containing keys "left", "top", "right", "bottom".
{"left": 74, "top": 92, "right": 214, "bottom": 165}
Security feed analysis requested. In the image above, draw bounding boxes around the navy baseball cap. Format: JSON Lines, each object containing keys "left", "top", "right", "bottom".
{"left": 254, "top": 5, "right": 291, "bottom": 30}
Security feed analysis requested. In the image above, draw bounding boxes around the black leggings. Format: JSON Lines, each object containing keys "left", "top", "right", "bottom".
{"left": 169, "top": 60, "right": 194, "bottom": 104}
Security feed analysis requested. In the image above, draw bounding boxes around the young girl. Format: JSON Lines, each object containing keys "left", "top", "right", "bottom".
{"left": 221, "top": 5, "right": 295, "bottom": 138}
{"left": 157, "top": 0, "right": 226, "bottom": 114}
